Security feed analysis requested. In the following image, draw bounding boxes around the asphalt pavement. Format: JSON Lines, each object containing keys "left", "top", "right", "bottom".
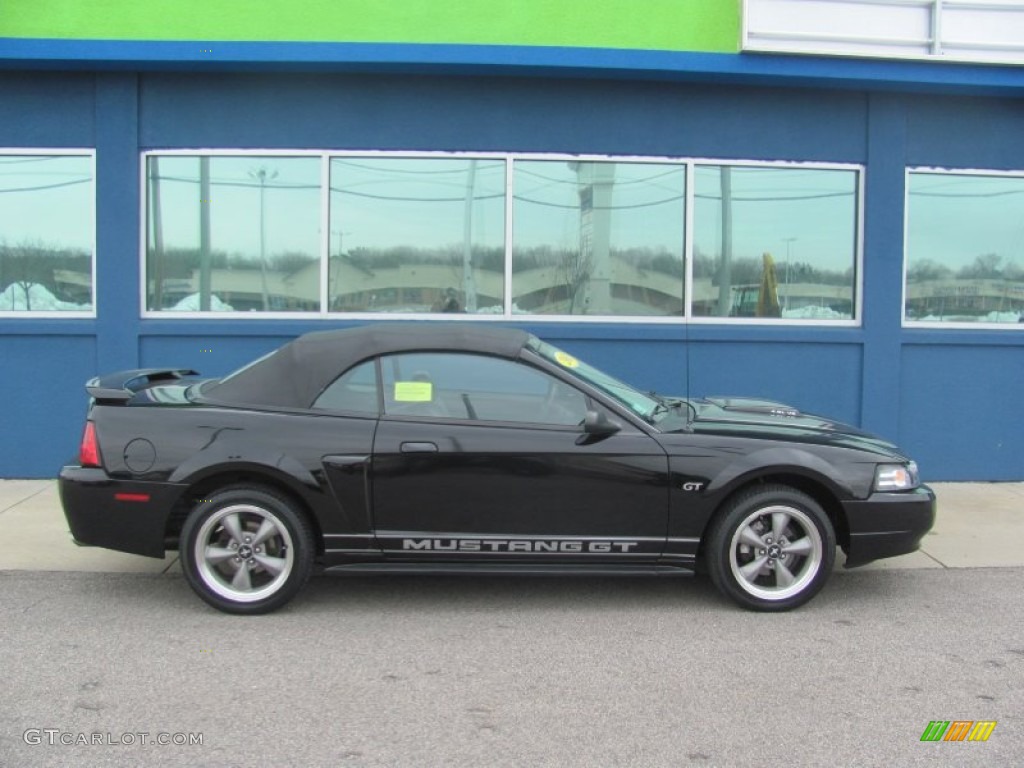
{"left": 1, "top": 480, "right": 1022, "bottom": 767}
{"left": 2, "top": 564, "right": 1023, "bottom": 766}
{"left": 0, "top": 480, "right": 1021, "bottom": 573}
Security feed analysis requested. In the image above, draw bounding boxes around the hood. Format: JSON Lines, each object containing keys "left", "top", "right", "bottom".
{"left": 685, "top": 396, "right": 906, "bottom": 458}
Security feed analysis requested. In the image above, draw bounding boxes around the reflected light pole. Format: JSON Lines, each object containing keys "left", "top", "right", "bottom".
{"left": 250, "top": 166, "right": 278, "bottom": 311}
{"left": 783, "top": 237, "right": 797, "bottom": 311}
{"left": 330, "top": 229, "right": 351, "bottom": 306}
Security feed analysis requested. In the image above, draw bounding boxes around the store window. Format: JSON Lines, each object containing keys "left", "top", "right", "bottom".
{"left": 141, "top": 152, "right": 861, "bottom": 324}
{"left": 145, "top": 155, "right": 321, "bottom": 312}
{"left": 906, "top": 171, "right": 1024, "bottom": 326}
{"left": 328, "top": 157, "right": 505, "bottom": 314}
{"left": 512, "top": 160, "right": 685, "bottom": 316}
{"left": 0, "top": 152, "right": 94, "bottom": 313}
{"left": 693, "top": 165, "right": 859, "bottom": 321}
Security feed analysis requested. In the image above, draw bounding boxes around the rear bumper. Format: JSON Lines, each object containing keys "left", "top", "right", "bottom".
{"left": 59, "top": 466, "right": 188, "bottom": 558}
{"left": 841, "top": 485, "right": 936, "bottom": 567}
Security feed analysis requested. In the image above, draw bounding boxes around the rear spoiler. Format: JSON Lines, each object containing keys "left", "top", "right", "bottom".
{"left": 86, "top": 368, "right": 200, "bottom": 404}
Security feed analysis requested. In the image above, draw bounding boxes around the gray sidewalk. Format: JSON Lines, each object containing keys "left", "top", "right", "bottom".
{"left": 0, "top": 479, "right": 1021, "bottom": 573}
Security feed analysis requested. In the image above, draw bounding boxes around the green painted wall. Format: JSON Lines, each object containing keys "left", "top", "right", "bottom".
{"left": 2, "top": 0, "right": 739, "bottom": 52}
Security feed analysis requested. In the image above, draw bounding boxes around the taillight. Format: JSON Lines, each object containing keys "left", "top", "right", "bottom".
{"left": 79, "top": 422, "right": 101, "bottom": 468}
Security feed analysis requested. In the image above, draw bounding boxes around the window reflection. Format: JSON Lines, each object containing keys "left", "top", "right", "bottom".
{"left": 146, "top": 156, "right": 320, "bottom": 312}
{"left": 906, "top": 172, "right": 1024, "bottom": 324}
{"left": 328, "top": 158, "right": 505, "bottom": 314}
{"left": 140, "top": 153, "right": 868, "bottom": 324}
{"left": 0, "top": 155, "right": 93, "bottom": 312}
{"left": 512, "top": 161, "right": 685, "bottom": 316}
{"left": 693, "top": 166, "right": 858, "bottom": 320}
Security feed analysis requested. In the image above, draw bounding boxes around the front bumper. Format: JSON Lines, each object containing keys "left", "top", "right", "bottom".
{"left": 59, "top": 466, "right": 188, "bottom": 558}
{"left": 840, "top": 484, "right": 936, "bottom": 567}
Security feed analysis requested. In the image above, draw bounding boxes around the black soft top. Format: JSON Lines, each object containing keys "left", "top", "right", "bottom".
{"left": 202, "top": 323, "right": 533, "bottom": 409}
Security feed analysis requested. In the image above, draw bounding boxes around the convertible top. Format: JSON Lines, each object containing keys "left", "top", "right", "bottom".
{"left": 203, "top": 323, "right": 533, "bottom": 409}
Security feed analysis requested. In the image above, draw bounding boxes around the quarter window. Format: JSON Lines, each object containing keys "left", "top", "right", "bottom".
{"left": 312, "top": 360, "right": 379, "bottom": 414}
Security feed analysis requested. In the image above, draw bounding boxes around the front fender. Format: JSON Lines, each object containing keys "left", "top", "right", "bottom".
{"left": 705, "top": 445, "right": 858, "bottom": 501}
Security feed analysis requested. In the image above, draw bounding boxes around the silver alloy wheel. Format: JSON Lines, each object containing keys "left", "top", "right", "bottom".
{"left": 194, "top": 503, "right": 295, "bottom": 603}
{"left": 727, "top": 504, "right": 824, "bottom": 602}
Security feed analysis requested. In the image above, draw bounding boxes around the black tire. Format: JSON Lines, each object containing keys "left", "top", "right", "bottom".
{"left": 706, "top": 484, "right": 836, "bottom": 611}
{"left": 180, "top": 485, "right": 315, "bottom": 614}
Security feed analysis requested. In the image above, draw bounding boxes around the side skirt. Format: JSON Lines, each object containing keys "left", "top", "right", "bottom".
{"left": 320, "top": 562, "right": 695, "bottom": 577}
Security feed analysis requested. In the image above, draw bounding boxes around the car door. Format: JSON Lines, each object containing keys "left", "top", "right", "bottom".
{"left": 370, "top": 352, "right": 670, "bottom": 563}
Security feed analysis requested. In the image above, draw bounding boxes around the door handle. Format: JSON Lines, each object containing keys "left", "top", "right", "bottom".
{"left": 400, "top": 441, "right": 439, "bottom": 453}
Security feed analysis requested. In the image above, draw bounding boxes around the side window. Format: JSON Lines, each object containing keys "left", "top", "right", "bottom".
{"left": 381, "top": 353, "right": 587, "bottom": 426}
{"left": 312, "top": 360, "right": 379, "bottom": 414}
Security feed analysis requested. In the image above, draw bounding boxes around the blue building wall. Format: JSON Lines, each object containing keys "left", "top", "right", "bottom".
{"left": 1, "top": 70, "right": 1021, "bottom": 480}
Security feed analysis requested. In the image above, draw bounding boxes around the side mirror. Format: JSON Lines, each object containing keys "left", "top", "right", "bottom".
{"left": 582, "top": 410, "right": 621, "bottom": 437}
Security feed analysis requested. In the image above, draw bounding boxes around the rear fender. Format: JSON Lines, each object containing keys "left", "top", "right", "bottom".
{"left": 168, "top": 452, "right": 318, "bottom": 494}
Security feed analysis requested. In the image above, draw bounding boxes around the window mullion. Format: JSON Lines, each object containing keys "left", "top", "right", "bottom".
{"left": 504, "top": 157, "right": 515, "bottom": 318}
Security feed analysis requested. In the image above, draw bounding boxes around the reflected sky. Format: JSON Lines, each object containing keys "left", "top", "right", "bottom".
{"left": 513, "top": 161, "right": 685, "bottom": 255}
{"left": 330, "top": 157, "right": 505, "bottom": 255}
{"left": 0, "top": 156, "right": 93, "bottom": 251}
{"left": 908, "top": 173, "right": 1024, "bottom": 271}
{"left": 14, "top": 155, "right": 1024, "bottom": 278}
{"left": 148, "top": 156, "right": 320, "bottom": 260}
{"left": 694, "top": 166, "right": 858, "bottom": 273}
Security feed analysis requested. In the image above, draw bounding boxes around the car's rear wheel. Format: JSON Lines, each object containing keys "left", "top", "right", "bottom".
{"left": 180, "top": 486, "right": 314, "bottom": 614}
{"left": 706, "top": 485, "right": 835, "bottom": 611}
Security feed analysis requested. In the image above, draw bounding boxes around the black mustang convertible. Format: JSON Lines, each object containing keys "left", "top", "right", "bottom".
{"left": 60, "top": 324, "right": 935, "bottom": 614}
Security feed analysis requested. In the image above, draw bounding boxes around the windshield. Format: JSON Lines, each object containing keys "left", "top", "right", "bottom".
{"left": 527, "top": 338, "right": 662, "bottom": 423}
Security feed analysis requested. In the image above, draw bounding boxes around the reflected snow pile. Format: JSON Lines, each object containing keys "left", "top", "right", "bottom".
{"left": 0, "top": 282, "right": 90, "bottom": 311}
{"left": 169, "top": 293, "right": 235, "bottom": 311}
{"left": 916, "top": 310, "right": 1021, "bottom": 323}
{"left": 982, "top": 311, "right": 1021, "bottom": 323}
{"left": 781, "top": 305, "right": 849, "bottom": 320}
{"left": 474, "top": 302, "right": 525, "bottom": 314}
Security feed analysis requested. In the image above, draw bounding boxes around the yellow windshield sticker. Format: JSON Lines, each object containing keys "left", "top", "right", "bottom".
{"left": 554, "top": 351, "right": 579, "bottom": 369}
{"left": 394, "top": 381, "right": 433, "bottom": 402}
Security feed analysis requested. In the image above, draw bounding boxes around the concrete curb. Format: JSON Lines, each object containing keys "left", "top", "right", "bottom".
{"left": 0, "top": 480, "right": 1021, "bottom": 574}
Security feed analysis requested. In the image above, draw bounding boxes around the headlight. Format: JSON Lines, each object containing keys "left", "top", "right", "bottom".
{"left": 874, "top": 462, "right": 919, "bottom": 492}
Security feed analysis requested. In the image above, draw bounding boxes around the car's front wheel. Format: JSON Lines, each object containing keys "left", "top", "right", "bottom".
{"left": 180, "top": 486, "right": 314, "bottom": 614}
{"left": 706, "top": 485, "right": 836, "bottom": 611}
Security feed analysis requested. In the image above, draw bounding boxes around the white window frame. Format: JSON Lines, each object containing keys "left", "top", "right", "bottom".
{"left": 903, "top": 165, "right": 1024, "bottom": 329}
{"left": 139, "top": 149, "right": 863, "bottom": 327}
{"left": 0, "top": 148, "right": 96, "bottom": 319}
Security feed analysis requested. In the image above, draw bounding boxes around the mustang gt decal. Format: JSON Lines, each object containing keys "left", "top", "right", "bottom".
{"left": 401, "top": 538, "right": 640, "bottom": 553}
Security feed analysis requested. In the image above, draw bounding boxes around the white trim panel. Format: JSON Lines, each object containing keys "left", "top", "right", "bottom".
{"left": 744, "top": 0, "right": 1024, "bottom": 65}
